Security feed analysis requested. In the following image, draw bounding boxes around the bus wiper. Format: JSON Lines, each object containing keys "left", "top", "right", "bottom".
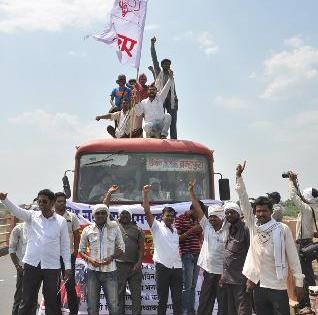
{"left": 83, "top": 151, "right": 124, "bottom": 166}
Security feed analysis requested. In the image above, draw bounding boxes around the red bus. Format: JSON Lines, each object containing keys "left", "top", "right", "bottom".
{"left": 66, "top": 138, "right": 229, "bottom": 204}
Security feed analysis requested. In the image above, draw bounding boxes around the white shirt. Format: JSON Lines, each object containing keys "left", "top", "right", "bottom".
{"left": 111, "top": 108, "right": 142, "bottom": 138}
{"left": 236, "top": 177, "right": 304, "bottom": 289}
{"left": 2, "top": 198, "right": 71, "bottom": 270}
{"left": 197, "top": 216, "right": 228, "bottom": 274}
{"left": 135, "top": 79, "right": 172, "bottom": 122}
{"left": 59, "top": 210, "right": 80, "bottom": 253}
{"left": 288, "top": 181, "right": 318, "bottom": 240}
{"left": 151, "top": 220, "right": 182, "bottom": 269}
{"left": 9, "top": 223, "right": 27, "bottom": 267}
{"left": 79, "top": 221, "right": 125, "bottom": 272}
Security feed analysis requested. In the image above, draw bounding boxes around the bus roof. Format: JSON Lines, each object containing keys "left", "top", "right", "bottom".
{"left": 76, "top": 138, "right": 213, "bottom": 157}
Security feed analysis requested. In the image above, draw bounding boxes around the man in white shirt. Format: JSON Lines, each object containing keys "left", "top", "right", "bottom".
{"left": 0, "top": 189, "right": 71, "bottom": 315}
{"left": 235, "top": 162, "right": 304, "bottom": 315}
{"left": 55, "top": 192, "right": 81, "bottom": 315}
{"left": 288, "top": 171, "right": 318, "bottom": 309}
{"left": 134, "top": 70, "right": 174, "bottom": 139}
{"left": 96, "top": 98, "right": 143, "bottom": 138}
{"left": 79, "top": 204, "right": 125, "bottom": 315}
{"left": 9, "top": 222, "right": 37, "bottom": 315}
{"left": 142, "top": 184, "right": 183, "bottom": 315}
{"left": 188, "top": 181, "right": 228, "bottom": 315}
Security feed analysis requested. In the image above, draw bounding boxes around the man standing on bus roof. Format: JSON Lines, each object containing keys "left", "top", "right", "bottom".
{"left": 79, "top": 204, "right": 125, "bottom": 315}
{"left": 104, "top": 185, "right": 145, "bottom": 315}
{"left": 109, "top": 74, "right": 132, "bottom": 113}
{"left": 0, "top": 189, "right": 71, "bottom": 315}
{"left": 142, "top": 184, "right": 183, "bottom": 315}
{"left": 134, "top": 70, "right": 174, "bottom": 139}
{"left": 54, "top": 192, "right": 81, "bottom": 315}
{"left": 151, "top": 36, "right": 178, "bottom": 139}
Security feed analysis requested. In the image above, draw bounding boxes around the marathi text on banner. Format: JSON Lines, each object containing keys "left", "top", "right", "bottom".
{"left": 92, "top": 0, "right": 148, "bottom": 68}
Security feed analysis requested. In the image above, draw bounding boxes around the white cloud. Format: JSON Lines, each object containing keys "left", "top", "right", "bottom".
{"left": 0, "top": 0, "right": 113, "bottom": 33}
{"left": 197, "top": 31, "right": 219, "bottom": 56}
{"left": 284, "top": 35, "right": 304, "bottom": 48}
{"left": 261, "top": 37, "right": 318, "bottom": 99}
{"left": 9, "top": 109, "right": 105, "bottom": 141}
{"left": 214, "top": 96, "right": 248, "bottom": 109}
{"left": 173, "top": 30, "right": 218, "bottom": 56}
{"left": 145, "top": 24, "right": 160, "bottom": 31}
{"left": 248, "top": 72, "right": 256, "bottom": 79}
{"left": 0, "top": 109, "right": 108, "bottom": 202}
{"left": 250, "top": 109, "right": 318, "bottom": 143}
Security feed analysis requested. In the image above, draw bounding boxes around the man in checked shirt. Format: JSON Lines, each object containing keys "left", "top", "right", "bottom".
{"left": 175, "top": 203, "right": 203, "bottom": 315}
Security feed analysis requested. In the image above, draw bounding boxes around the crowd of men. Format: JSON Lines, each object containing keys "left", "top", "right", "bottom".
{"left": 1, "top": 163, "right": 318, "bottom": 315}
{"left": 96, "top": 37, "right": 179, "bottom": 140}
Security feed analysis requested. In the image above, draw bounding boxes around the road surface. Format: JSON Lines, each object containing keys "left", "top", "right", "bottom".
{"left": 0, "top": 254, "right": 18, "bottom": 314}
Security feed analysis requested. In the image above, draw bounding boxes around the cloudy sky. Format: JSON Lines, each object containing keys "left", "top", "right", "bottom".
{"left": 1, "top": 0, "right": 318, "bottom": 203}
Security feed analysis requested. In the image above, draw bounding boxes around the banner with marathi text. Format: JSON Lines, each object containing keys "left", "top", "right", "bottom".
{"left": 91, "top": 0, "right": 148, "bottom": 68}
{"left": 39, "top": 200, "right": 222, "bottom": 314}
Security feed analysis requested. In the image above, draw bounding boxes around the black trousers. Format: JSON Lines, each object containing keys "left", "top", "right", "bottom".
{"left": 155, "top": 262, "right": 182, "bottom": 315}
{"left": 12, "top": 270, "right": 37, "bottom": 315}
{"left": 223, "top": 283, "right": 252, "bottom": 315}
{"left": 117, "top": 261, "right": 142, "bottom": 315}
{"left": 297, "top": 241, "right": 316, "bottom": 308}
{"left": 197, "top": 271, "right": 225, "bottom": 315}
{"left": 253, "top": 286, "right": 290, "bottom": 315}
{"left": 18, "top": 263, "right": 62, "bottom": 315}
{"left": 60, "top": 255, "right": 79, "bottom": 315}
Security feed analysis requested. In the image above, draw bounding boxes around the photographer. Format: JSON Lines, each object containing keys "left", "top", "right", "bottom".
{"left": 288, "top": 171, "right": 318, "bottom": 309}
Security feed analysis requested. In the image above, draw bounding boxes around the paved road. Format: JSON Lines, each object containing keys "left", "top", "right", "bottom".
{"left": 0, "top": 254, "right": 18, "bottom": 314}
{"left": 0, "top": 255, "right": 42, "bottom": 315}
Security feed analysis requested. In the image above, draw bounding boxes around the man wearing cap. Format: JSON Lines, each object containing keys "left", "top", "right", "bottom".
{"left": 110, "top": 74, "right": 132, "bottom": 113}
{"left": 79, "top": 204, "right": 125, "bottom": 315}
{"left": 288, "top": 171, "right": 318, "bottom": 309}
{"left": 188, "top": 181, "right": 228, "bottom": 315}
{"left": 103, "top": 185, "right": 144, "bottom": 315}
{"left": 236, "top": 162, "right": 304, "bottom": 315}
{"left": 143, "top": 184, "right": 183, "bottom": 315}
{"left": 221, "top": 202, "right": 252, "bottom": 315}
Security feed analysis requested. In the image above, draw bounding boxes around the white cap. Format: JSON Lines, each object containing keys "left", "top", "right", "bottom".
{"left": 208, "top": 206, "right": 225, "bottom": 219}
{"left": 92, "top": 204, "right": 109, "bottom": 216}
{"left": 303, "top": 188, "right": 318, "bottom": 203}
{"left": 224, "top": 202, "right": 242, "bottom": 215}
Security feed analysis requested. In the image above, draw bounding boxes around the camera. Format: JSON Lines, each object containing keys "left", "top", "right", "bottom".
{"left": 282, "top": 171, "right": 291, "bottom": 178}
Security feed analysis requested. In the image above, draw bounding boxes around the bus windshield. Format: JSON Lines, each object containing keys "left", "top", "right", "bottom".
{"left": 77, "top": 152, "right": 211, "bottom": 203}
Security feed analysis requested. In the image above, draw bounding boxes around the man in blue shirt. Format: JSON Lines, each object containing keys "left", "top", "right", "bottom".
{"left": 110, "top": 74, "right": 132, "bottom": 112}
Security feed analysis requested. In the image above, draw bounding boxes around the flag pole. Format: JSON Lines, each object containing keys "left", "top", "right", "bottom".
{"left": 130, "top": 67, "right": 139, "bottom": 138}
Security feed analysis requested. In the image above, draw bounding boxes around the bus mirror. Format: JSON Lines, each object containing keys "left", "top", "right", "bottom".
{"left": 62, "top": 175, "right": 72, "bottom": 199}
{"left": 219, "top": 178, "right": 230, "bottom": 200}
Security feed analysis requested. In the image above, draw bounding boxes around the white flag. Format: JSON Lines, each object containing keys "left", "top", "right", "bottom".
{"left": 93, "top": 0, "right": 148, "bottom": 69}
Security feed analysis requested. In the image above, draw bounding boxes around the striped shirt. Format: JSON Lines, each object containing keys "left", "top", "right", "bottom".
{"left": 175, "top": 214, "right": 202, "bottom": 255}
